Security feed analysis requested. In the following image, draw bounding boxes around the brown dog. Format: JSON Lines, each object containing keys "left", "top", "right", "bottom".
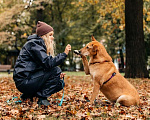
{"left": 74, "top": 36, "right": 140, "bottom": 106}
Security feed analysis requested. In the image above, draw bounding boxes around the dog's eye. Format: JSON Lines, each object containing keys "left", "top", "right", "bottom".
{"left": 86, "top": 46, "right": 89, "bottom": 49}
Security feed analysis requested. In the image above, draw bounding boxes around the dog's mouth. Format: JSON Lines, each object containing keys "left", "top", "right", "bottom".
{"left": 74, "top": 50, "right": 81, "bottom": 55}
{"left": 74, "top": 50, "right": 89, "bottom": 56}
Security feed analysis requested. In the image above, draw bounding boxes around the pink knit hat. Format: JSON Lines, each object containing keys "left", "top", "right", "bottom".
{"left": 36, "top": 21, "right": 53, "bottom": 36}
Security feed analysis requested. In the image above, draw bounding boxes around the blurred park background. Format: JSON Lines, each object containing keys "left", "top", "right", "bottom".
{"left": 0, "top": 0, "right": 150, "bottom": 78}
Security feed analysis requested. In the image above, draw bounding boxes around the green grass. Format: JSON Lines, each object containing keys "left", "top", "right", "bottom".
{"left": 63, "top": 71, "right": 87, "bottom": 76}
{"left": 0, "top": 72, "right": 13, "bottom": 77}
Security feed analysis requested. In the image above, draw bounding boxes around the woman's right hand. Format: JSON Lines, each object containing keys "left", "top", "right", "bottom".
{"left": 64, "top": 44, "right": 71, "bottom": 55}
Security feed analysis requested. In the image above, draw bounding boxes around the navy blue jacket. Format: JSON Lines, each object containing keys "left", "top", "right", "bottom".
{"left": 13, "top": 34, "right": 67, "bottom": 96}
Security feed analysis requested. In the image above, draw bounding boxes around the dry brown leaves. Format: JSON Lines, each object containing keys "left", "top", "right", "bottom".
{"left": 0, "top": 75, "right": 150, "bottom": 119}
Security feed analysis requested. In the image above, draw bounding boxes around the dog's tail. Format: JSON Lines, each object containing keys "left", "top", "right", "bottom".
{"left": 116, "top": 95, "right": 139, "bottom": 106}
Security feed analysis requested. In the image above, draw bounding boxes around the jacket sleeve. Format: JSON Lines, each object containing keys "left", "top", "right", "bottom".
{"left": 29, "top": 41, "right": 67, "bottom": 70}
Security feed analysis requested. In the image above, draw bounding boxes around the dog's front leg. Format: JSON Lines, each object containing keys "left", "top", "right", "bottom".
{"left": 81, "top": 55, "right": 90, "bottom": 75}
{"left": 90, "top": 80, "right": 100, "bottom": 104}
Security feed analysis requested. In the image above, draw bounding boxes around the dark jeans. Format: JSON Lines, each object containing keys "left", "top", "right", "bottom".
{"left": 36, "top": 76, "right": 65, "bottom": 98}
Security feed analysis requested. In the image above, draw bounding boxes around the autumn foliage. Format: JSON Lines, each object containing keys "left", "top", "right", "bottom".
{"left": 0, "top": 75, "right": 149, "bottom": 119}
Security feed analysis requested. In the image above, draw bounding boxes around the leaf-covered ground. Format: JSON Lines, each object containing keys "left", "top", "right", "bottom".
{"left": 0, "top": 75, "right": 150, "bottom": 119}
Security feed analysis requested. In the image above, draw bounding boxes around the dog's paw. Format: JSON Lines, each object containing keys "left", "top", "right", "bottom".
{"left": 74, "top": 50, "right": 80, "bottom": 55}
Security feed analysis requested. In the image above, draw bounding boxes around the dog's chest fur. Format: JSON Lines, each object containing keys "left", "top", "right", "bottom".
{"left": 89, "top": 62, "right": 112, "bottom": 76}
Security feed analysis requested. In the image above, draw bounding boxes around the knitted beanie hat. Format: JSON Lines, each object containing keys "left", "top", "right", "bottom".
{"left": 36, "top": 21, "right": 53, "bottom": 36}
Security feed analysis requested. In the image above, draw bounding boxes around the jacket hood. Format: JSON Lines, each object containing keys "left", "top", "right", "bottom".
{"left": 27, "top": 34, "right": 40, "bottom": 41}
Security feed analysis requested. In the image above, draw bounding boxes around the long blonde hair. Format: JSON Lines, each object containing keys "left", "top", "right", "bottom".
{"left": 41, "top": 33, "right": 56, "bottom": 57}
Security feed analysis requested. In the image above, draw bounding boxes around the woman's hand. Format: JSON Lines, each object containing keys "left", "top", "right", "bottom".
{"left": 64, "top": 44, "right": 71, "bottom": 55}
{"left": 60, "top": 73, "right": 66, "bottom": 79}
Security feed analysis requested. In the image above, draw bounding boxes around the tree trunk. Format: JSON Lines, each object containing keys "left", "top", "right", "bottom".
{"left": 125, "top": 0, "right": 149, "bottom": 78}
{"left": 119, "top": 44, "right": 124, "bottom": 73}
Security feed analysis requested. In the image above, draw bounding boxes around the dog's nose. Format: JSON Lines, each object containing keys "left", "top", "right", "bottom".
{"left": 74, "top": 50, "right": 80, "bottom": 55}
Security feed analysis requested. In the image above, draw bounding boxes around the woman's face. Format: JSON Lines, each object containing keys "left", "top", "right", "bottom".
{"left": 48, "top": 31, "right": 54, "bottom": 42}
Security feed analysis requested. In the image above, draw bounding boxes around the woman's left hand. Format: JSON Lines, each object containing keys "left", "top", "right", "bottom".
{"left": 60, "top": 73, "right": 66, "bottom": 79}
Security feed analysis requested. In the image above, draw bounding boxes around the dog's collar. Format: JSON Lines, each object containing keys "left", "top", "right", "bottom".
{"left": 103, "top": 72, "right": 116, "bottom": 85}
{"left": 89, "top": 60, "right": 109, "bottom": 66}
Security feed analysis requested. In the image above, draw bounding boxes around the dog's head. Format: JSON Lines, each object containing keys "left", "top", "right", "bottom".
{"left": 79, "top": 36, "right": 112, "bottom": 62}
{"left": 78, "top": 36, "right": 99, "bottom": 56}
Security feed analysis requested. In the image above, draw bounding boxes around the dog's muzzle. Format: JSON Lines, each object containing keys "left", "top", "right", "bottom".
{"left": 74, "top": 50, "right": 81, "bottom": 55}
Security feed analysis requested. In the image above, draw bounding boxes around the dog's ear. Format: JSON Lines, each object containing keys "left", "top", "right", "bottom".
{"left": 91, "top": 35, "right": 97, "bottom": 41}
{"left": 92, "top": 45, "right": 98, "bottom": 52}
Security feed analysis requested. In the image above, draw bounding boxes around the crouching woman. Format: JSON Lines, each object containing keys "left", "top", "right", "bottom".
{"left": 13, "top": 21, "right": 71, "bottom": 106}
